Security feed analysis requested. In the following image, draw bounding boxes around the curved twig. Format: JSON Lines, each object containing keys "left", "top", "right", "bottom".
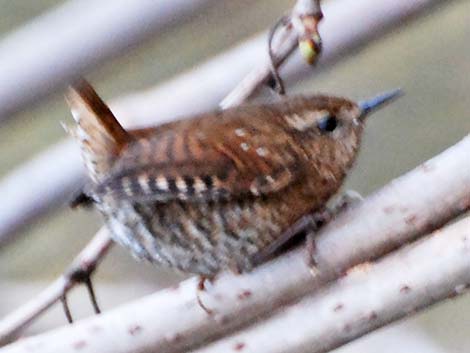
{"left": 267, "top": 15, "right": 291, "bottom": 94}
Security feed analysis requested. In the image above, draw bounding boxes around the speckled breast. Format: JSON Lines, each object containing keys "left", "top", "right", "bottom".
{"left": 99, "top": 196, "right": 295, "bottom": 276}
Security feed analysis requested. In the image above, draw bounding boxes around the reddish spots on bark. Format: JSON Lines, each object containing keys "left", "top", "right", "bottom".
{"left": 460, "top": 196, "right": 470, "bottom": 211}
{"left": 88, "top": 325, "right": 103, "bottom": 334}
{"left": 216, "top": 314, "right": 230, "bottom": 325}
{"left": 421, "top": 162, "right": 434, "bottom": 172}
{"left": 72, "top": 340, "right": 87, "bottom": 350}
{"left": 234, "top": 342, "right": 246, "bottom": 351}
{"left": 237, "top": 290, "right": 252, "bottom": 300}
{"left": 343, "top": 324, "right": 352, "bottom": 333}
{"left": 128, "top": 324, "right": 142, "bottom": 336}
{"left": 405, "top": 215, "right": 417, "bottom": 226}
{"left": 167, "top": 333, "right": 183, "bottom": 343}
{"left": 400, "top": 285, "right": 411, "bottom": 294}
{"left": 383, "top": 206, "right": 394, "bottom": 214}
{"left": 333, "top": 303, "right": 344, "bottom": 312}
{"left": 369, "top": 311, "right": 378, "bottom": 320}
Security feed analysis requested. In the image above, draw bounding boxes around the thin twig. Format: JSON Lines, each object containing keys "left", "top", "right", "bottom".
{"left": 1, "top": 135, "right": 468, "bottom": 353}
{"left": 197, "top": 216, "right": 470, "bottom": 353}
{"left": 60, "top": 296, "right": 73, "bottom": 325}
{"left": 84, "top": 278, "right": 101, "bottom": 315}
{"left": 267, "top": 15, "right": 291, "bottom": 94}
{"left": 0, "top": 229, "right": 112, "bottom": 344}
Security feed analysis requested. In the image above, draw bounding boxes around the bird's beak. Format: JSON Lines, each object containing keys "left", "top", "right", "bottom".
{"left": 358, "top": 89, "right": 403, "bottom": 121}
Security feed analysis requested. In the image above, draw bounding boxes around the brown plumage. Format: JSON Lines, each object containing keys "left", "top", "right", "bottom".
{"left": 65, "top": 79, "right": 399, "bottom": 276}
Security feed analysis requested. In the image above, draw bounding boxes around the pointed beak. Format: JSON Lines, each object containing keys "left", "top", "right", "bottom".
{"left": 358, "top": 89, "right": 403, "bottom": 120}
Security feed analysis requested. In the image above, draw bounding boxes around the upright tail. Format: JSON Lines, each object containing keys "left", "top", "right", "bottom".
{"left": 65, "top": 79, "right": 131, "bottom": 183}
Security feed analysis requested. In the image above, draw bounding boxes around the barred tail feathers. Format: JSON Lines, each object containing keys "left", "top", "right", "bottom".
{"left": 65, "top": 79, "right": 130, "bottom": 182}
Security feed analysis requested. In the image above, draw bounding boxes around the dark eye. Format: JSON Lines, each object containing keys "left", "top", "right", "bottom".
{"left": 317, "top": 115, "right": 338, "bottom": 133}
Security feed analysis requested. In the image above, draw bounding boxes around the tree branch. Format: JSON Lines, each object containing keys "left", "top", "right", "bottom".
{"left": 0, "top": 0, "right": 216, "bottom": 123}
{"left": 1, "top": 135, "right": 468, "bottom": 353}
{"left": 196, "top": 215, "right": 470, "bottom": 353}
{"left": 0, "top": 0, "right": 447, "bottom": 245}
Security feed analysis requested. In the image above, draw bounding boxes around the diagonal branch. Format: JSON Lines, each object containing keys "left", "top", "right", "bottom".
{"left": 197, "top": 215, "right": 470, "bottom": 353}
{"left": 1, "top": 135, "right": 468, "bottom": 353}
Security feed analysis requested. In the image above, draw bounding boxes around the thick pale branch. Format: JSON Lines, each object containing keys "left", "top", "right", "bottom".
{"left": 1, "top": 135, "right": 468, "bottom": 353}
{"left": 0, "top": 0, "right": 446, "bottom": 244}
{"left": 197, "top": 216, "right": 470, "bottom": 353}
{"left": 0, "top": 229, "right": 112, "bottom": 345}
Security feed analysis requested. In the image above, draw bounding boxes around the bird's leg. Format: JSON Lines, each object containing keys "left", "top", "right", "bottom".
{"left": 305, "top": 190, "right": 364, "bottom": 272}
{"left": 304, "top": 210, "right": 328, "bottom": 273}
{"left": 328, "top": 190, "right": 364, "bottom": 214}
{"left": 267, "top": 15, "right": 291, "bottom": 95}
{"left": 196, "top": 275, "right": 216, "bottom": 315}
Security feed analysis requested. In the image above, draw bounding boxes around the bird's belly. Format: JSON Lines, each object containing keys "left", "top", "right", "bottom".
{"left": 100, "top": 198, "right": 292, "bottom": 276}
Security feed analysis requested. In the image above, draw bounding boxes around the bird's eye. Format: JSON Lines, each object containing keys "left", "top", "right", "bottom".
{"left": 317, "top": 115, "right": 338, "bottom": 133}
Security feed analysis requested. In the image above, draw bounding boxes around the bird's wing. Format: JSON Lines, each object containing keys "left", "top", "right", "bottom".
{"left": 93, "top": 118, "right": 301, "bottom": 203}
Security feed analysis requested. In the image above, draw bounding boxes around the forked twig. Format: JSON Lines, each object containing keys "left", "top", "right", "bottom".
{"left": 0, "top": 229, "right": 112, "bottom": 344}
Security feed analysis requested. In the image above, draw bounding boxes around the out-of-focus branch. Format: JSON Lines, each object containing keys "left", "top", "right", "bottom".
{"left": 0, "top": 0, "right": 446, "bottom": 244}
{"left": 0, "top": 0, "right": 216, "bottom": 123}
{"left": 0, "top": 0, "right": 323, "bottom": 342}
{"left": 0, "top": 141, "right": 82, "bottom": 247}
{"left": 1, "top": 135, "right": 468, "bottom": 353}
{"left": 197, "top": 216, "right": 470, "bottom": 353}
{"left": 0, "top": 229, "right": 112, "bottom": 345}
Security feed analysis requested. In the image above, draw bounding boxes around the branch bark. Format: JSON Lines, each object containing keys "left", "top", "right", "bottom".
{"left": 1, "top": 135, "right": 468, "bottom": 353}
{"left": 0, "top": 0, "right": 447, "bottom": 245}
{"left": 196, "top": 215, "right": 470, "bottom": 353}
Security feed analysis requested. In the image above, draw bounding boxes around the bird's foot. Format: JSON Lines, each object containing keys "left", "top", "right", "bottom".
{"left": 304, "top": 190, "right": 364, "bottom": 273}
{"left": 196, "top": 275, "right": 216, "bottom": 315}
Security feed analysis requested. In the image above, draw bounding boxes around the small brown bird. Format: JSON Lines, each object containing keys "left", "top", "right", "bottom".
{"left": 65, "top": 79, "right": 399, "bottom": 279}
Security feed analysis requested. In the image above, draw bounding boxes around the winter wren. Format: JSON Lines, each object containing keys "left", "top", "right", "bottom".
{"left": 65, "top": 79, "right": 400, "bottom": 277}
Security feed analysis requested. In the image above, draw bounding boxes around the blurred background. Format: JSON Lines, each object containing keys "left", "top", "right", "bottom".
{"left": 0, "top": 0, "right": 469, "bottom": 351}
